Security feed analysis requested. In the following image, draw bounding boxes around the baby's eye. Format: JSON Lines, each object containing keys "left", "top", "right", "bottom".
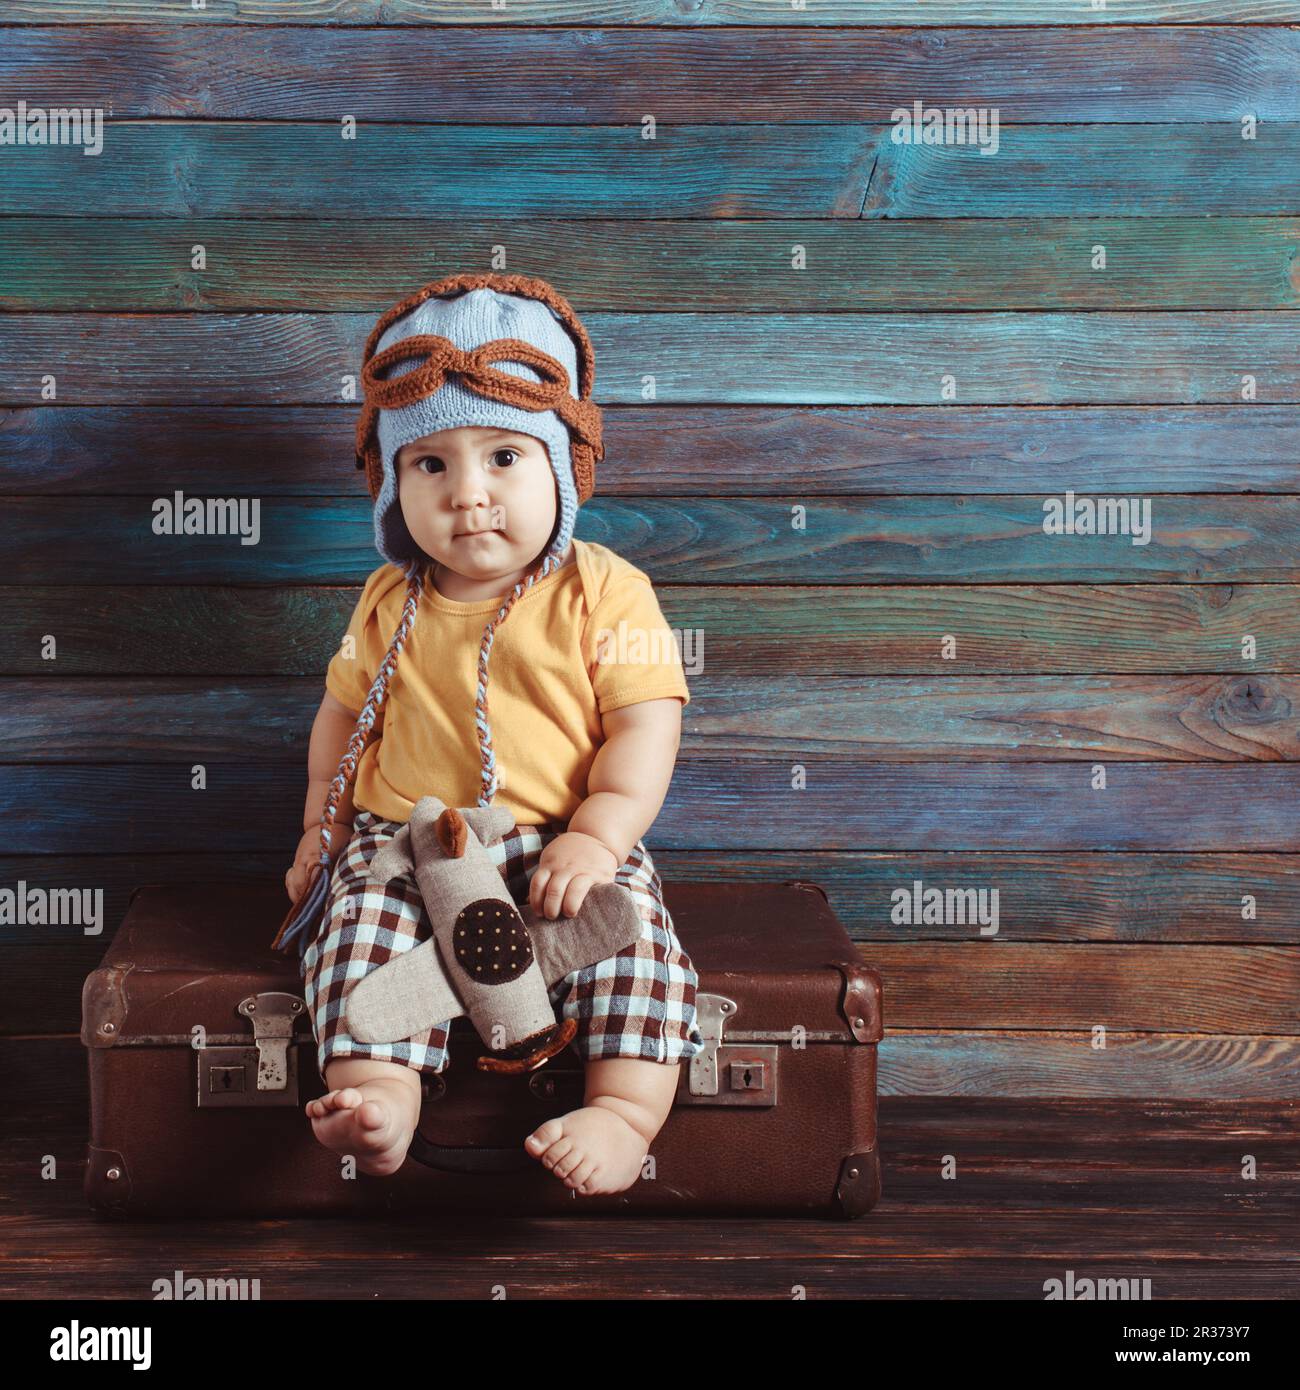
{"left": 491, "top": 449, "right": 519, "bottom": 468}
{"left": 414, "top": 455, "right": 444, "bottom": 474}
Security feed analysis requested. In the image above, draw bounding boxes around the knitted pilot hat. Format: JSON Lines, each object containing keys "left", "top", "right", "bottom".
{"left": 272, "top": 272, "right": 604, "bottom": 957}
{"left": 366, "top": 286, "right": 594, "bottom": 567}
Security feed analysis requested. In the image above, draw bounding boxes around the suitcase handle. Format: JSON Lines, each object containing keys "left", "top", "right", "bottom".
{"left": 407, "top": 1128, "right": 536, "bottom": 1174}
{"left": 405, "top": 1065, "right": 586, "bottom": 1174}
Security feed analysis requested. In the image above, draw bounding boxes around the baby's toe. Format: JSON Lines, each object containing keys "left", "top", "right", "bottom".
{"left": 525, "top": 1118, "right": 564, "bottom": 1156}
{"left": 355, "top": 1099, "right": 392, "bottom": 1134}
{"left": 551, "top": 1144, "right": 586, "bottom": 1180}
{"left": 540, "top": 1137, "right": 578, "bottom": 1173}
{"left": 307, "top": 1089, "right": 340, "bottom": 1117}
{"left": 568, "top": 1158, "right": 600, "bottom": 1191}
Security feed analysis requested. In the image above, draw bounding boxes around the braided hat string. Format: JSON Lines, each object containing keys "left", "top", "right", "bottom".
{"left": 315, "top": 557, "right": 425, "bottom": 856}
{"left": 472, "top": 535, "right": 567, "bottom": 805}
{"left": 271, "top": 557, "right": 424, "bottom": 955}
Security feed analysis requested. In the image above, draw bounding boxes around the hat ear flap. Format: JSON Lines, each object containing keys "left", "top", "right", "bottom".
{"left": 570, "top": 440, "right": 597, "bottom": 503}
{"left": 358, "top": 432, "right": 383, "bottom": 501}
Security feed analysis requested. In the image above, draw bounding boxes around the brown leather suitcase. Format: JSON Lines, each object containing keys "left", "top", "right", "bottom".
{"left": 82, "top": 878, "right": 883, "bottom": 1218}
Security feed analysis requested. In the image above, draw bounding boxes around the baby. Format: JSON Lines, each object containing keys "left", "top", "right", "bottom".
{"left": 278, "top": 273, "right": 705, "bottom": 1196}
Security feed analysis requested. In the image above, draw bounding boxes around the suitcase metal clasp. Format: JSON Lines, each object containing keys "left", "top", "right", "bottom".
{"left": 680, "top": 993, "right": 778, "bottom": 1107}
{"left": 195, "top": 992, "right": 305, "bottom": 1108}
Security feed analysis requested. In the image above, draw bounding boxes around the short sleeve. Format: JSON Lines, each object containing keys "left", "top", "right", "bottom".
{"left": 583, "top": 576, "right": 690, "bottom": 714}
{"left": 324, "top": 571, "right": 384, "bottom": 713}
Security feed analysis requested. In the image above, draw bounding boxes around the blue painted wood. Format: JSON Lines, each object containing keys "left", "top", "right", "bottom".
{"left": 2, "top": 313, "right": 1298, "bottom": 404}
{"left": 5, "top": 495, "right": 1299, "bottom": 584}
{"left": 5, "top": 1, "right": 1299, "bottom": 26}
{"left": 5, "top": 218, "right": 1296, "bottom": 311}
{"left": 6, "top": 849, "right": 1300, "bottom": 946}
{"left": 6, "top": 405, "right": 1300, "bottom": 494}
{"left": 7, "top": 761, "right": 1300, "bottom": 852}
{"left": 6, "top": 674, "right": 1297, "bottom": 762}
{"left": 5, "top": 26, "right": 1299, "bottom": 122}
{"left": 864, "top": 122, "right": 1300, "bottom": 216}
{"left": 877, "top": 1035, "right": 1300, "bottom": 1099}
{"left": 0, "top": 123, "right": 872, "bottom": 217}
{"left": 0, "top": 123, "right": 1294, "bottom": 217}
{"left": 4, "top": 583, "right": 1296, "bottom": 675}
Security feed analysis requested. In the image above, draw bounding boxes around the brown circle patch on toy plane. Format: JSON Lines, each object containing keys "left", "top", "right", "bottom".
{"left": 453, "top": 898, "right": 534, "bottom": 984}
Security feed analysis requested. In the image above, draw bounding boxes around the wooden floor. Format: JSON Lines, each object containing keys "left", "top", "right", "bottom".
{"left": 4, "top": 1039, "right": 1296, "bottom": 1300}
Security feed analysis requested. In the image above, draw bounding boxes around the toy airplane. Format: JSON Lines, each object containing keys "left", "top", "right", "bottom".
{"left": 343, "top": 795, "right": 643, "bottom": 1073}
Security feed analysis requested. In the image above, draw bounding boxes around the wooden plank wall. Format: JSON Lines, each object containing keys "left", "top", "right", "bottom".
{"left": 2, "top": 2, "right": 1298, "bottom": 1099}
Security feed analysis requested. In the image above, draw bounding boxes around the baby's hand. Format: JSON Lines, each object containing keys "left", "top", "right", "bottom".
{"left": 529, "top": 832, "right": 620, "bottom": 919}
{"left": 285, "top": 822, "right": 352, "bottom": 903}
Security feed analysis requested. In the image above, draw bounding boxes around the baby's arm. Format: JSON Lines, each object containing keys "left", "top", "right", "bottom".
{"left": 284, "top": 690, "right": 367, "bottom": 901}
{"left": 529, "top": 697, "right": 682, "bottom": 917}
{"left": 572, "top": 698, "right": 682, "bottom": 862}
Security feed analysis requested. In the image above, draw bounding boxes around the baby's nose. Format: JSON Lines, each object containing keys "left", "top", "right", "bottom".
{"left": 451, "top": 484, "right": 492, "bottom": 510}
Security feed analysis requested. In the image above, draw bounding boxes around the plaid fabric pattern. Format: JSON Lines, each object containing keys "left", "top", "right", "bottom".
{"left": 300, "top": 809, "right": 705, "bottom": 1078}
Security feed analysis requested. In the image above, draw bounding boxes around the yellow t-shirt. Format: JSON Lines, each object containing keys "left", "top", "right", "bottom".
{"left": 324, "top": 539, "right": 690, "bottom": 827}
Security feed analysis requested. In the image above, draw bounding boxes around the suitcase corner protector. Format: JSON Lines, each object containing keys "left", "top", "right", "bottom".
{"left": 827, "top": 959, "right": 883, "bottom": 1043}
{"left": 834, "top": 1149, "right": 881, "bottom": 1219}
{"left": 85, "top": 1145, "right": 132, "bottom": 1216}
{"left": 82, "top": 964, "right": 131, "bottom": 1047}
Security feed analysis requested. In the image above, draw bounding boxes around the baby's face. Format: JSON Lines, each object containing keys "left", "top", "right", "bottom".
{"left": 395, "top": 426, "right": 557, "bottom": 579}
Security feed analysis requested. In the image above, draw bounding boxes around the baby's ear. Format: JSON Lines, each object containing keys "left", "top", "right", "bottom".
{"left": 459, "top": 806, "right": 516, "bottom": 847}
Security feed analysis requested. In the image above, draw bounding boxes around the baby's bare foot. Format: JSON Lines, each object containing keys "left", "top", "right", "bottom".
{"left": 524, "top": 1105, "right": 650, "bottom": 1195}
{"left": 306, "top": 1080, "right": 419, "bottom": 1177}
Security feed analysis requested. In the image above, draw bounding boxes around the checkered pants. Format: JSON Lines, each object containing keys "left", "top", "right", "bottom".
{"left": 300, "top": 810, "right": 706, "bottom": 1078}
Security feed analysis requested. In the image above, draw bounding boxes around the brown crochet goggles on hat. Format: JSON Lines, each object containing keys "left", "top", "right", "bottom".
{"left": 355, "top": 271, "right": 604, "bottom": 567}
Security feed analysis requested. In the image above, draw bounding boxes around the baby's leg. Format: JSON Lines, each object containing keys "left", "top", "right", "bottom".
{"left": 307, "top": 1057, "right": 423, "bottom": 1177}
{"left": 523, "top": 839, "right": 705, "bottom": 1195}
{"left": 299, "top": 812, "right": 451, "bottom": 1176}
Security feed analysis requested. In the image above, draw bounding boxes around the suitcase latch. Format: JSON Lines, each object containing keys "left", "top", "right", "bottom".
{"left": 679, "top": 993, "right": 777, "bottom": 1107}
{"left": 195, "top": 992, "right": 305, "bottom": 1108}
